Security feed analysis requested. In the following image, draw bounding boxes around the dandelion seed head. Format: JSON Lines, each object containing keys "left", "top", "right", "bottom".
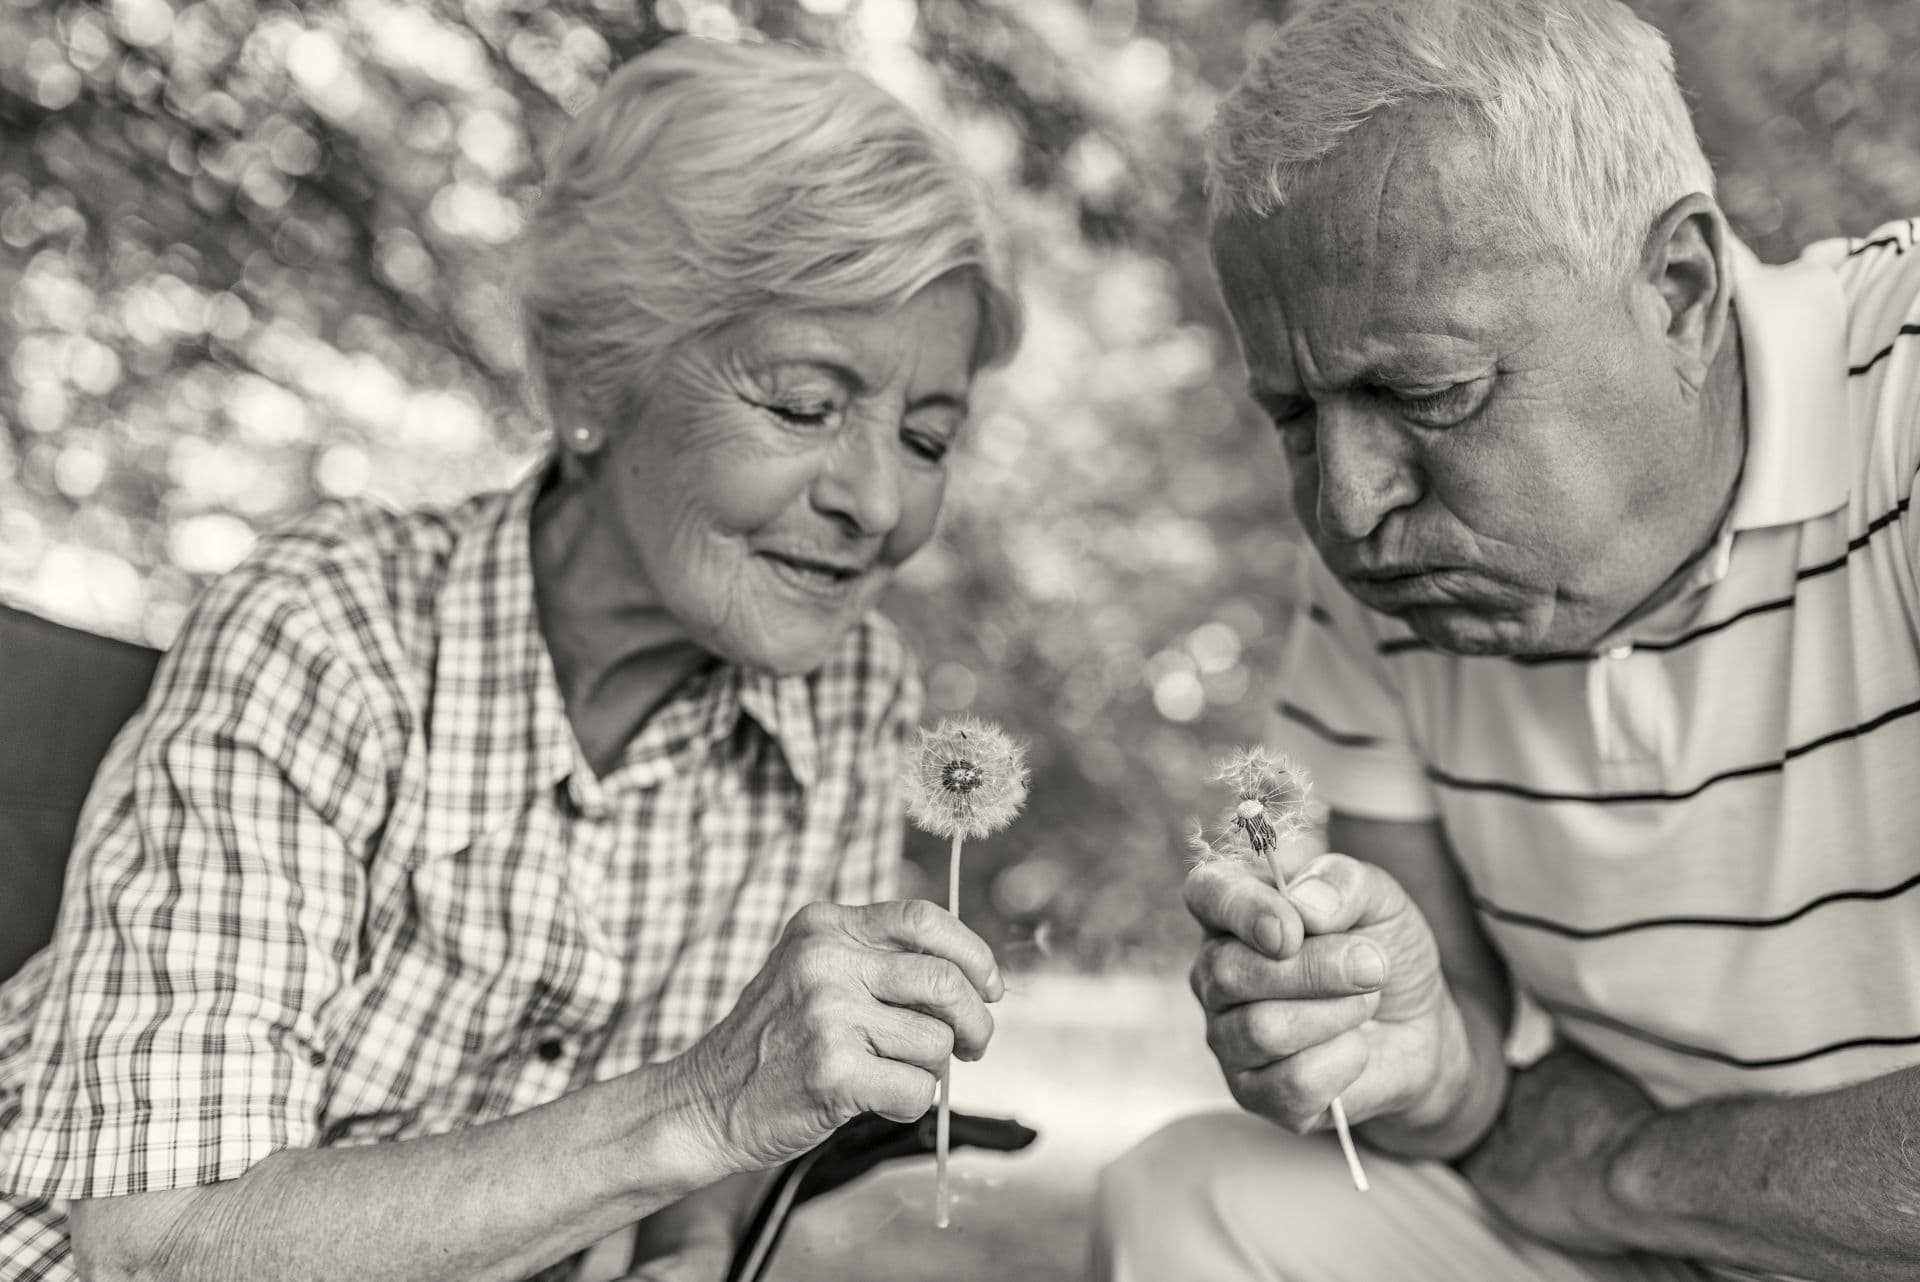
{"left": 904, "top": 715, "right": 1030, "bottom": 840}
{"left": 1191, "top": 745, "right": 1315, "bottom": 866}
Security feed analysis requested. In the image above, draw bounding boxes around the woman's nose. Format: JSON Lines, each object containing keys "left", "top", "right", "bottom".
{"left": 1313, "top": 402, "right": 1420, "bottom": 542}
{"left": 811, "top": 418, "right": 904, "bottom": 538}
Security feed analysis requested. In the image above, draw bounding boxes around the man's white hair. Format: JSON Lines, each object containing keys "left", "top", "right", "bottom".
{"left": 520, "top": 37, "right": 1021, "bottom": 429}
{"left": 1206, "top": 0, "right": 1716, "bottom": 275}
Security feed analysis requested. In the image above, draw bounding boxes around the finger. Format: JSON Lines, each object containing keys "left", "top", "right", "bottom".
{"left": 1284, "top": 853, "right": 1414, "bottom": 938}
{"left": 863, "top": 1006, "right": 961, "bottom": 1072}
{"left": 837, "top": 900, "right": 1004, "bottom": 1002}
{"left": 1184, "top": 860, "right": 1304, "bottom": 958}
{"left": 1228, "top": 1026, "right": 1371, "bottom": 1133}
{"left": 856, "top": 1058, "right": 942, "bottom": 1125}
{"left": 1207, "top": 993, "right": 1379, "bottom": 1070}
{"left": 861, "top": 950, "right": 995, "bottom": 1059}
{"left": 1193, "top": 933, "right": 1390, "bottom": 1009}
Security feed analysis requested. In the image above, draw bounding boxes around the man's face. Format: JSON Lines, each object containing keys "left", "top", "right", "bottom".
{"left": 1211, "top": 108, "right": 1733, "bottom": 656}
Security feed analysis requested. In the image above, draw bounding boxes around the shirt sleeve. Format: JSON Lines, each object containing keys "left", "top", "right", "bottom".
{"left": 0, "top": 565, "right": 389, "bottom": 1200}
{"left": 1266, "top": 554, "right": 1438, "bottom": 824}
{"left": 827, "top": 623, "right": 920, "bottom": 907}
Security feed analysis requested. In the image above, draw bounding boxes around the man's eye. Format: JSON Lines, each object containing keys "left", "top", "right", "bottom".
{"left": 1279, "top": 424, "right": 1317, "bottom": 459}
{"left": 1392, "top": 381, "right": 1484, "bottom": 425}
{"left": 1265, "top": 399, "right": 1313, "bottom": 427}
{"left": 1264, "top": 401, "right": 1316, "bottom": 457}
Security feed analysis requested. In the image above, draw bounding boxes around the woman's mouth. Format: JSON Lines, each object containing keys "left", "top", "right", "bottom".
{"left": 759, "top": 550, "right": 867, "bottom": 594}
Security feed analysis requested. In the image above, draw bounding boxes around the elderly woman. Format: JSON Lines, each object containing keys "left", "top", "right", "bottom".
{"left": 0, "top": 37, "right": 1020, "bottom": 1282}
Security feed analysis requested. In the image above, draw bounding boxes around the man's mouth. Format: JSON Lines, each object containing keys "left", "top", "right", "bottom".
{"left": 1344, "top": 563, "right": 1440, "bottom": 583}
{"left": 1341, "top": 565, "right": 1470, "bottom": 607}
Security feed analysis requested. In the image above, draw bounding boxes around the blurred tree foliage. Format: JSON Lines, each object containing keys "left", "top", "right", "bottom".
{"left": 3, "top": 0, "right": 1919, "bottom": 970}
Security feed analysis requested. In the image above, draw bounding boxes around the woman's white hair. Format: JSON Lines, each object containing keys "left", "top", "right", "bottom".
{"left": 1206, "top": 0, "right": 1716, "bottom": 276}
{"left": 520, "top": 37, "right": 1022, "bottom": 429}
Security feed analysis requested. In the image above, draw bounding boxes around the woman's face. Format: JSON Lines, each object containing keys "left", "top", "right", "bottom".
{"left": 582, "top": 275, "right": 982, "bottom": 675}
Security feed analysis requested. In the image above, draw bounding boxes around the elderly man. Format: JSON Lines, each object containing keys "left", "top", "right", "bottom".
{"left": 1095, "top": 2, "right": 1920, "bottom": 1281}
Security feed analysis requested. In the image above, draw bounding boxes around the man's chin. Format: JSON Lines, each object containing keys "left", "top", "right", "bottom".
{"left": 1396, "top": 604, "right": 1544, "bottom": 657}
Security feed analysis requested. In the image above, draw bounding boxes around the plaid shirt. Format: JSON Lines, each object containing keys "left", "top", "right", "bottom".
{"left": 0, "top": 463, "right": 916, "bottom": 1280}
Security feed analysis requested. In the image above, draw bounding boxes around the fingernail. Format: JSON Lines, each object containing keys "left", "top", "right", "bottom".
{"left": 986, "top": 966, "right": 1005, "bottom": 1002}
{"left": 1346, "top": 941, "right": 1386, "bottom": 989}
{"left": 1290, "top": 877, "right": 1339, "bottom": 916}
{"left": 1256, "top": 914, "right": 1290, "bottom": 956}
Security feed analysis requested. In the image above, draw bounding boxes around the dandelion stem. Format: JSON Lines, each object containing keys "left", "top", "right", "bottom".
{"left": 936, "top": 830, "right": 965, "bottom": 1228}
{"left": 1264, "top": 844, "right": 1369, "bottom": 1193}
{"left": 949, "top": 831, "right": 964, "bottom": 916}
{"left": 1329, "top": 1098, "right": 1369, "bottom": 1192}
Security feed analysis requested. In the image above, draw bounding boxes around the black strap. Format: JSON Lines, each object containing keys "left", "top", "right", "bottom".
{"left": 726, "top": 1111, "right": 1037, "bottom": 1282}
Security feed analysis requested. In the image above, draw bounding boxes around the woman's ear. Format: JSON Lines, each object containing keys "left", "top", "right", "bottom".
{"left": 1639, "top": 192, "right": 1734, "bottom": 392}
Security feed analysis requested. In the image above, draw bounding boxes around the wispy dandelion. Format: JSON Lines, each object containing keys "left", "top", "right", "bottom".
{"left": 1202, "top": 746, "right": 1368, "bottom": 1193}
{"left": 904, "top": 715, "right": 1029, "bottom": 841}
{"left": 1211, "top": 746, "right": 1314, "bottom": 857}
{"left": 903, "top": 715, "right": 1030, "bottom": 1228}
{"left": 1188, "top": 747, "right": 1312, "bottom": 867}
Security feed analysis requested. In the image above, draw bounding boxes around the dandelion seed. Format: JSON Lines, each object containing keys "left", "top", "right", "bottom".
{"left": 901, "top": 715, "right": 1030, "bottom": 1228}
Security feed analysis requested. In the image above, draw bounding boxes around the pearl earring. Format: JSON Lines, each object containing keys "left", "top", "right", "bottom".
{"left": 571, "top": 426, "right": 592, "bottom": 446}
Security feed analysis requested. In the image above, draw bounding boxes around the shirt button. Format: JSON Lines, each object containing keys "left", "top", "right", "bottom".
{"left": 536, "top": 1037, "right": 566, "bottom": 1063}
{"left": 1605, "top": 644, "right": 1634, "bottom": 660}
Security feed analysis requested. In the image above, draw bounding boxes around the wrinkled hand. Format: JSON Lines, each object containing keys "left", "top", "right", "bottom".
{"left": 1461, "top": 1046, "right": 1655, "bottom": 1254}
{"left": 1186, "top": 853, "right": 1462, "bottom": 1133}
{"left": 674, "top": 900, "right": 1001, "bottom": 1174}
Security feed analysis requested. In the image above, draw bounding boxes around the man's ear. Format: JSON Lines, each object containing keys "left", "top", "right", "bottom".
{"left": 1639, "top": 192, "right": 1733, "bottom": 391}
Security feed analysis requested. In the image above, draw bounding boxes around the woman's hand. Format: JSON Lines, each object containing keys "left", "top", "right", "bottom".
{"left": 671, "top": 899, "right": 1003, "bottom": 1174}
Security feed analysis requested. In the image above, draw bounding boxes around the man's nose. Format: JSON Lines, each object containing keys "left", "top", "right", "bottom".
{"left": 812, "top": 417, "right": 903, "bottom": 538}
{"left": 1313, "top": 401, "right": 1420, "bottom": 542}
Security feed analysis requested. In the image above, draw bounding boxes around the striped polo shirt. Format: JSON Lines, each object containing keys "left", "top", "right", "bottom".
{"left": 1272, "top": 217, "right": 1920, "bottom": 1109}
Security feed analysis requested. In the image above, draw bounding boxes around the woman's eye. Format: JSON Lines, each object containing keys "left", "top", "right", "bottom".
{"left": 903, "top": 430, "right": 951, "bottom": 463}
{"left": 768, "top": 402, "right": 837, "bottom": 428}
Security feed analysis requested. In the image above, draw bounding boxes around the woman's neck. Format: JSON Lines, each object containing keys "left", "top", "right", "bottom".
{"left": 529, "top": 461, "right": 714, "bottom": 777}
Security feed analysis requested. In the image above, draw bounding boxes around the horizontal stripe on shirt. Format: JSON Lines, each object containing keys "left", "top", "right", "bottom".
{"left": 1539, "top": 996, "right": 1920, "bottom": 1072}
{"left": 1469, "top": 864, "right": 1920, "bottom": 940}
{"left": 1426, "top": 694, "right": 1920, "bottom": 805}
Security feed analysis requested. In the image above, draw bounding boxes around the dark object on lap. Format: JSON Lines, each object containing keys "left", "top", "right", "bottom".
{"left": 727, "top": 1110, "right": 1040, "bottom": 1282}
{"left": 0, "top": 602, "right": 160, "bottom": 984}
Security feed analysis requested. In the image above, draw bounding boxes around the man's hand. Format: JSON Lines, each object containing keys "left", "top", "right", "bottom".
{"left": 1461, "top": 1046, "right": 1656, "bottom": 1254}
{"left": 669, "top": 899, "right": 1002, "bottom": 1175}
{"left": 1187, "top": 852, "right": 1471, "bottom": 1133}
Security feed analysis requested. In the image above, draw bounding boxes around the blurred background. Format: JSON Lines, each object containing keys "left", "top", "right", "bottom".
{"left": 3, "top": 2, "right": 1919, "bottom": 1274}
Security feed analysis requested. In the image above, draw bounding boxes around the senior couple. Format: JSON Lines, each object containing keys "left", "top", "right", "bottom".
{"left": 4, "top": 2, "right": 1919, "bottom": 1279}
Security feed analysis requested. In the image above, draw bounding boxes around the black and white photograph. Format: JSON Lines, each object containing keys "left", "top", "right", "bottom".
{"left": 2, "top": 1, "right": 1919, "bottom": 1279}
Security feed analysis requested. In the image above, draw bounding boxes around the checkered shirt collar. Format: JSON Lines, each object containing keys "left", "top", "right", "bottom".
{"left": 421, "top": 461, "right": 820, "bottom": 854}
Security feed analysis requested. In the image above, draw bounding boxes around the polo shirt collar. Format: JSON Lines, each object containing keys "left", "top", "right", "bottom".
{"left": 1724, "top": 237, "right": 1852, "bottom": 531}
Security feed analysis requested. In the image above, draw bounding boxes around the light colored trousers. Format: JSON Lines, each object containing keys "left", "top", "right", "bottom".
{"left": 1091, "top": 1110, "right": 1777, "bottom": 1282}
